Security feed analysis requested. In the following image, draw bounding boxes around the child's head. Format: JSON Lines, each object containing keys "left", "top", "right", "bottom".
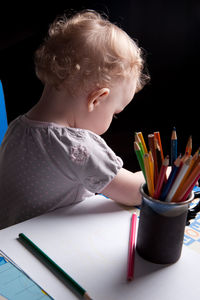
{"left": 35, "top": 10, "right": 149, "bottom": 95}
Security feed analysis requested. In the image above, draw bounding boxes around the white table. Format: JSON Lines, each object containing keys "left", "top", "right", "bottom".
{"left": 1, "top": 195, "right": 200, "bottom": 300}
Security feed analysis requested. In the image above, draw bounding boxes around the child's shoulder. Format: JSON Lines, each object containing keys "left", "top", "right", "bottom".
{"left": 66, "top": 127, "right": 106, "bottom": 145}
{"left": 16, "top": 115, "right": 107, "bottom": 149}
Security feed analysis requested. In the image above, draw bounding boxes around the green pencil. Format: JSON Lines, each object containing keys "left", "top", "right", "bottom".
{"left": 134, "top": 141, "right": 146, "bottom": 180}
{"left": 18, "top": 233, "right": 92, "bottom": 300}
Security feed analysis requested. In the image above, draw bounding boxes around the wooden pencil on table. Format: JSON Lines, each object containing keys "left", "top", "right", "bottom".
{"left": 127, "top": 213, "right": 137, "bottom": 281}
{"left": 18, "top": 233, "right": 92, "bottom": 300}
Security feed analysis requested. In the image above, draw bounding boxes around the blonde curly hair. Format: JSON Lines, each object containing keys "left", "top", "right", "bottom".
{"left": 35, "top": 10, "right": 149, "bottom": 94}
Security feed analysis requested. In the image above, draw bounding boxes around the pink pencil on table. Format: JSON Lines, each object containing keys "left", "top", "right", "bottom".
{"left": 127, "top": 213, "right": 137, "bottom": 281}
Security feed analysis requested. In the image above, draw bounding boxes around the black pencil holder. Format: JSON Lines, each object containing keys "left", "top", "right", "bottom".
{"left": 136, "top": 184, "right": 194, "bottom": 264}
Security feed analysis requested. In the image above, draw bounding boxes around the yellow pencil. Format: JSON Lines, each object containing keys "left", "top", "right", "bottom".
{"left": 149, "top": 151, "right": 154, "bottom": 189}
{"left": 137, "top": 132, "right": 148, "bottom": 154}
{"left": 148, "top": 134, "right": 158, "bottom": 186}
{"left": 144, "top": 153, "right": 154, "bottom": 197}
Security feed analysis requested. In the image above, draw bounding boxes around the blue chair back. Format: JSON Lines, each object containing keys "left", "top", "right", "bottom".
{"left": 0, "top": 80, "right": 8, "bottom": 145}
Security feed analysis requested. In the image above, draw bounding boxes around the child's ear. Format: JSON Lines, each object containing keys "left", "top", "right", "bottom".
{"left": 87, "top": 88, "right": 110, "bottom": 112}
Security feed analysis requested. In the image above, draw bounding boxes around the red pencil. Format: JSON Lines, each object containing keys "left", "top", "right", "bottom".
{"left": 127, "top": 213, "right": 137, "bottom": 281}
{"left": 181, "top": 172, "right": 200, "bottom": 202}
{"left": 153, "top": 155, "right": 169, "bottom": 199}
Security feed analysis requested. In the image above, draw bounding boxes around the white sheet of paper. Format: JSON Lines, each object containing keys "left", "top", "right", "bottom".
{"left": 0, "top": 195, "right": 200, "bottom": 300}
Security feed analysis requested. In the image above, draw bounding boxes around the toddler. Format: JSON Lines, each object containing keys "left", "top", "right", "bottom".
{"left": 0, "top": 10, "right": 149, "bottom": 229}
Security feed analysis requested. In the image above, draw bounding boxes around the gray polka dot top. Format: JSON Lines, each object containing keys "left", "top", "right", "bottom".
{"left": 0, "top": 115, "right": 123, "bottom": 229}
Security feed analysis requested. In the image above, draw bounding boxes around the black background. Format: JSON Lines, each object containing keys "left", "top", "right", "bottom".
{"left": 0, "top": 1, "right": 200, "bottom": 172}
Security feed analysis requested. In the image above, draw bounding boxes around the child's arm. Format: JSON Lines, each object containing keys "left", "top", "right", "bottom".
{"left": 101, "top": 168, "right": 145, "bottom": 206}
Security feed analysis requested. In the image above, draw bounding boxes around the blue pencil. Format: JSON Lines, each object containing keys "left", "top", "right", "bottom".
{"left": 160, "top": 155, "right": 181, "bottom": 201}
{"left": 171, "top": 127, "right": 177, "bottom": 166}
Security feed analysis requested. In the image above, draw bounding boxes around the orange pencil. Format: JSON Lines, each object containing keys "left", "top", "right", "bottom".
{"left": 171, "top": 150, "right": 199, "bottom": 202}
{"left": 185, "top": 135, "right": 192, "bottom": 156}
{"left": 149, "top": 151, "right": 154, "bottom": 189}
{"left": 148, "top": 134, "right": 158, "bottom": 186}
{"left": 181, "top": 171, "right": 200, "bottom": 202}
{"left": 154, "top": 131, "right": 164, "bottom": 161}
{"left": 174, "top": 161, "right": 200, "bottom": 202}
{"left": 137, "top": 132, "right": 148, "bottom": 154}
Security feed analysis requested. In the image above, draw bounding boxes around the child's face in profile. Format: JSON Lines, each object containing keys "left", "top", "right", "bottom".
{"left": 86, "top": 75, "right": 138, "bottom": 135}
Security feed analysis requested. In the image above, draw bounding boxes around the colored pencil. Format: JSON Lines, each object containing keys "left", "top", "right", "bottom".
{"left": 154, "top": 131, "right": 164, "bottom": 161}
{"left": 149, "top": 151, "right": 154, "bottom": 188}
{"left": 144, "top": 153, "right": 154, "bottom": 197}
{"left": 185, "top": 135, "right": 192, "bottom": 156}
{"left": 180, "top": 153, "right": 190, "bottom": 168}
{"left": 18, "top": 233, "right": 92, "bottom": 300}
{"left": 153, "top": 155, "right": 169, "bottom": 199}
{"left": 171, "top": 150, "right": 199, "bottom": 202}
{"left": 173, "top": 162, "right": 200, "bottom": 202}
{"left": 148, "top": 134, "right": 158, "bottom": 186}
{"left": 165, "top": 157, "right": 191, "bottom": 202}
{"left": 135, "top": 133, "right": 145, "bottom": 155}
{"left": 155, "top": 139, "right": 162, "bottom": 173}
{"left": 160, "top": 155, "right": 181, "bottom": 201}
{"left": 127, "top": 213, "right": 137, "bottom": 281}
{"left": 133, "top": 130, "right": 200, "bottom": 203}
{"left": 171, "top": 127, "right": 177, "bottom": 166}
{"left": 137, "top": 132, "right": 148, "bottom": 154}
{"left": 134, "top": 141, "right": 146, "bottom": 180}
{"left": 181, "top": 172, "right": 200, "bottom": 202}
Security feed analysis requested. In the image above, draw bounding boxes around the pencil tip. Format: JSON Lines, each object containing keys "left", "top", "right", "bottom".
{"left": 127, "top": 277, "right": 133, "bottom": 281}
{"left": 84, "top": 293, "right": 93, "bottom": 300}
